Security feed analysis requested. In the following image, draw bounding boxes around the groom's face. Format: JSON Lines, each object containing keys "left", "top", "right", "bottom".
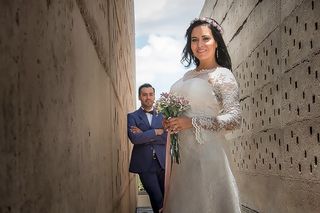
{"left": 139, "top": 87, "right": 155, "bottom": 109}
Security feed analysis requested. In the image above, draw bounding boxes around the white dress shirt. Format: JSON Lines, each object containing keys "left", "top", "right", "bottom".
{"left": 142, "top": 107, "right": 153, "bottom": 125}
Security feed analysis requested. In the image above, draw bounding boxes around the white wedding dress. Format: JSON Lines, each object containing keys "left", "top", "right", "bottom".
{"left": 164, "top": 67, "right": 241, "bottom": 213}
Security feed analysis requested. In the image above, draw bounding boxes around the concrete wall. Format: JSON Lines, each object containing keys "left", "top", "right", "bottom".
{"left": 0, "top": 0, "right": 136, "bottom": 212}
{"left": 201, "top": 0, "right": 320, "bottom": 212}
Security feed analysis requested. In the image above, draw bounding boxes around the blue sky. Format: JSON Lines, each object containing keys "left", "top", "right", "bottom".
{"left": 134, "top": 0, "right": 205, "bottom": 107}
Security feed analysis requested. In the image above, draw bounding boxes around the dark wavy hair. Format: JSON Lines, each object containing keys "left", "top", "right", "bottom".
{"left": 181, "top": 18, "right": 232, "bottom": 70}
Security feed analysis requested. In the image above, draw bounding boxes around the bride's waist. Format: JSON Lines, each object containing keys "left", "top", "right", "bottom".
{"left": 179, "top": 128, "right": 225, "bottom": 141}
{"left": 184, "top": 110, "right": 218, "bottom": 118}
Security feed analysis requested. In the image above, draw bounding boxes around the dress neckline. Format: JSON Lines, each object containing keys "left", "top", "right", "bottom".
{"left": 193, "top": 67, "right": 218, "bottom": 73}
{"left": 182, "top": 67, "right": 218, "bottom": 82}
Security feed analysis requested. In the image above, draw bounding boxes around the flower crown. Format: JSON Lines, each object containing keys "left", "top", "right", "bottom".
{"left": 190, "top": 17, "right": 223, "bottom": 34}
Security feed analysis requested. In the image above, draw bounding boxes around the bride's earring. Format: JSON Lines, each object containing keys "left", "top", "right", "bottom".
{"left": 216, "top": 48, "right": 219, "bottom": 58}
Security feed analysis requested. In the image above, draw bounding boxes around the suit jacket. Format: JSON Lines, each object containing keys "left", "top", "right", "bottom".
{"left": 127, "top": 107, "right": 167, "bottom": 173}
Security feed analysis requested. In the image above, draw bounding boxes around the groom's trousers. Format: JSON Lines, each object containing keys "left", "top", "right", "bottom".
{"left": 138, "top": 156, "right": 165, "bottom": 213}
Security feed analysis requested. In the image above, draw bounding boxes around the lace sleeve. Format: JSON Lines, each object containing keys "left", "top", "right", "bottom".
{"left": 192, "top": 68, "right": 241, "bottom": 143}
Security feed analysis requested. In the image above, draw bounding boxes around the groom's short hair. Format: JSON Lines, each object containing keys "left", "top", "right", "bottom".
{"left": 138, "top": 83, "right": 155, "bottom": 96}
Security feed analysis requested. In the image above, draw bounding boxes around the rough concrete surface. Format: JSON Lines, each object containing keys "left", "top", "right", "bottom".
{"left": 0, "top": 0, "right": 136, "bottom": 212}
{"left": 202, "top": 0, "right": 320, "bottom": 212}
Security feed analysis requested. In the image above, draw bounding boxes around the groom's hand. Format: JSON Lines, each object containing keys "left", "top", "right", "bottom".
{"left": 130, "top": 126, "right": 142, "bottom": 134}
{"left": 155, "top": 128, "right": 164, "bottom": 136}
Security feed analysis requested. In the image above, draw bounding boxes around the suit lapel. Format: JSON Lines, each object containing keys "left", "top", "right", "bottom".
{"left": 138, "top": 108, "right": 150, "bottom": 127}
{"left": 150, "top": 111, "right": 158, "bottom": 127}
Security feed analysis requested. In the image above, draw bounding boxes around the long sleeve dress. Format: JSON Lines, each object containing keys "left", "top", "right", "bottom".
{"left": 164, "top": 67, "right": 241, "bottom": 213}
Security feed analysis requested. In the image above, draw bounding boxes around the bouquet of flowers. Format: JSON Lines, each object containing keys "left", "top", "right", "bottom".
{"left": 155, "top": 92, "right": 190, "bottom": 164}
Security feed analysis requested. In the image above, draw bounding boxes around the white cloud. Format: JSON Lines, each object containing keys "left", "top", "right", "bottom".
{"left": 134, "top": 0, "right": 205, "bottom": 38}
{"left": 137, "top": 35, "right": 184, "bottom": 71}
{"left": 134, "top": 0, "right": 205, "bottom": 107}
{"left": 136, "top": 34, "right": 186, "bottom": 93}
{"left": 134, "top": 0, "right": 168, "bottom": 22}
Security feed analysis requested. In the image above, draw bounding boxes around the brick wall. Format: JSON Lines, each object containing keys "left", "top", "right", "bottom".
{"left": 201, "top": 0, "right": 320, "bottom": 212}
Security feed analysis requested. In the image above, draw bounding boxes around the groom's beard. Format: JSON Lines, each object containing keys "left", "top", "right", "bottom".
{"left": 141, "top": 100, "right": 154, "bottom": 109}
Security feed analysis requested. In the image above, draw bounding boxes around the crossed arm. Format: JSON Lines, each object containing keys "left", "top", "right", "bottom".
{"left": 127, "top": 114, "right": 166, "bottom": 145}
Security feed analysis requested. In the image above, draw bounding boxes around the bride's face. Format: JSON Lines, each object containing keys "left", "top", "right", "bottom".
{"left": 190, "top": 25, "right": 217, "bottom": 64}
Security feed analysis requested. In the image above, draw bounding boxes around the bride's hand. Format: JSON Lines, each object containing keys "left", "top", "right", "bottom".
{"left": 162, "top": 118, "right": 170, "bottom": 130}
{"left": 168, "top": 116, "right": 193, "bottom": 132}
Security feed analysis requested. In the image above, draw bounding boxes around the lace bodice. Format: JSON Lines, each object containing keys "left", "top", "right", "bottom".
{"left": 171, "top": 67, "right": 241, "bottom": 144}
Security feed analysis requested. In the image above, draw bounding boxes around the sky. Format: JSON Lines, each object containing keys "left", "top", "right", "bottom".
{"left": 134, "top": 0, "right": 205, "bottom": 107}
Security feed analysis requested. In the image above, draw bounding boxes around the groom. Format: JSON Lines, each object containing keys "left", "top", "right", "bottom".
{"left": 127, "top": 83, "right": 166, "bottom": 213}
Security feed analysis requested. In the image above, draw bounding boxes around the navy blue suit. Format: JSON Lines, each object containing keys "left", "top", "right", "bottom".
{"left": 127, "top": 107, "right": 166, "bottom": 212}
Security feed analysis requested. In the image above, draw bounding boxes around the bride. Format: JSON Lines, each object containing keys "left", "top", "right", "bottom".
{"left": 163, "top": 17, "right": 241, "bottom": 213}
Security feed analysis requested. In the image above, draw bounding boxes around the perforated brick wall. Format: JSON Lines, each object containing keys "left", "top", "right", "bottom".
{"left": 201, "top": 0, "right": 320, "bottom": 212}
